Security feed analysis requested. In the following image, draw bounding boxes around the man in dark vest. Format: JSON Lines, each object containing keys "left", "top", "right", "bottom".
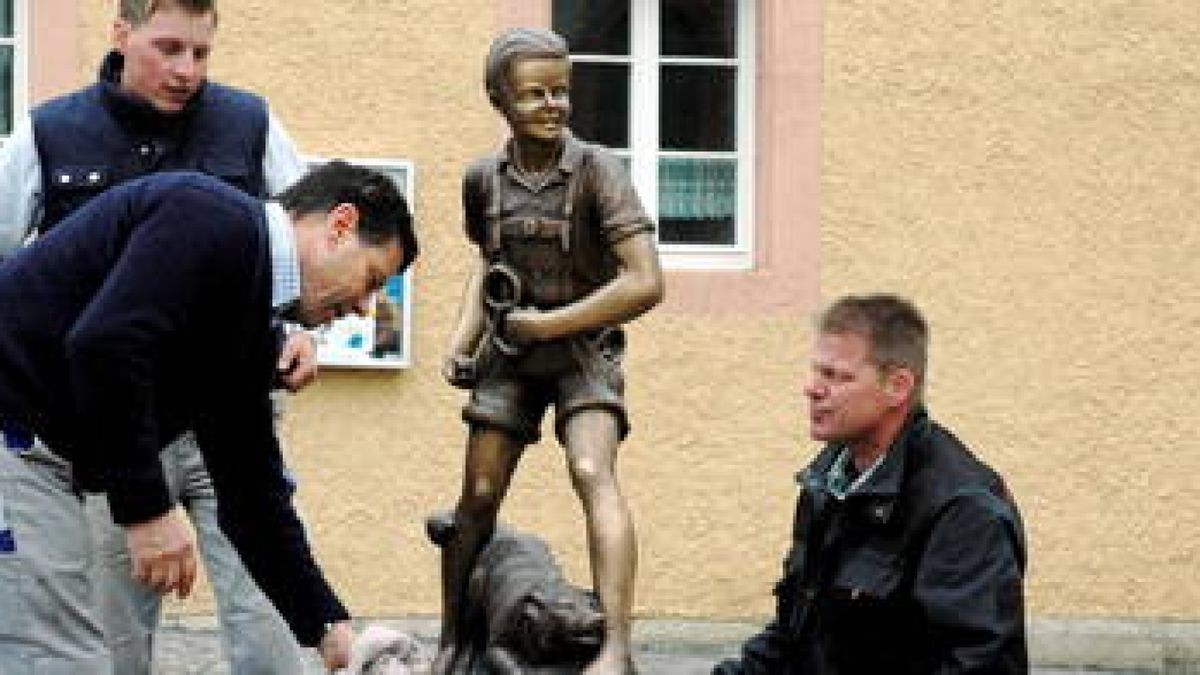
{"left": 0, "top": 161, "right": 418, "bottom": 673}
{"left": 713, "top": 294, "right": 1027, "bottom": 674}
{"left": 436, "top": 28, "right": 664, "bottom": 675}
{"left": 0, "top": 1, "right": 317, "bottom": 671}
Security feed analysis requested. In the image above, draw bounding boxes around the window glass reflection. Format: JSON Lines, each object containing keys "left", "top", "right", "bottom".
{"left": 661, "top": 0, "right": 736, "bottom": 58}
{"left": 660, "top": 65, "right": 735, "bottom": 151}
{"left": 0, "top": 0, "right": 12, "bottom": 38}
{"left": 1, "top": 47, "right": 12, "bottom": 136}
{"left": 569, "top": 62, "right": 630, "bottom": 149}
{"left": 658, "top": 156, "right": 737, "bottom": 245}
{"left": 553, "top": 0, "right": 629, "bottom": 55}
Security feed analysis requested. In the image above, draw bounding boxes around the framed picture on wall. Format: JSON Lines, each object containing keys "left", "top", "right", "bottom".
{"left": 304, "top": 157, "right": 415, "bottom": 369}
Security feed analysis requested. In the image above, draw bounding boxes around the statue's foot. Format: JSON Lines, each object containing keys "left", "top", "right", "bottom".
{"left": 581, "top": 648, "right": 636, "bottom": 675}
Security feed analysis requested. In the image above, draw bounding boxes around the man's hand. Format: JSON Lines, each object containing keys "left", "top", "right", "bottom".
{"left": 278, "top": 330, "right": 319, "bottom": 391}
{"left": 318, "top": 621, "right": 355, "bottom": 672}
{"left": 124, "top": 506, "right": 198, "bottom": 599}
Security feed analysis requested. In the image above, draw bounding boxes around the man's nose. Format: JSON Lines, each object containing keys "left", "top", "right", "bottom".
{"left": 171, "top": 53, "right": 201, "bottom": 80}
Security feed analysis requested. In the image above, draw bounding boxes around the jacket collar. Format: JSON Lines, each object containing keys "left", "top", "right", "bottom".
{"left": 798, "top": 408, "right": 931, "bottom": 525}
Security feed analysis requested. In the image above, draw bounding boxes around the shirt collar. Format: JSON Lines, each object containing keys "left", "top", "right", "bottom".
{"left": 827, "top": 446, "right": 887, "bottom": 500}
{"left": 264, "top": 202, "right": 302, "bottom": 313}
{"left": 499, "top": 131, "right": 586, "bottom": 189}
{"left": 811, "top": 408, "right": 931, "bottom": 503}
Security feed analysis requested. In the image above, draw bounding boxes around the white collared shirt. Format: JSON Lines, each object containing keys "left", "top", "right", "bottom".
{"left": 263, "top": 202, "right": 302, "bottom": 313}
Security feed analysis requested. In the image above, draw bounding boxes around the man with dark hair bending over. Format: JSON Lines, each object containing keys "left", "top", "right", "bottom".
{"left": 0, "top": 160, "right": 418, "bottom": 673}
{"left": 0, "top": 0, "right": 319, "bottom": 672}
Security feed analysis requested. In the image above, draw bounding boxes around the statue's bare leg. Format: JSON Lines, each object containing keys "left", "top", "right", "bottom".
{"left": 563, "top": 410, "right": 636, "bottom": 675}
{"left": 432, "top": 426, "right": 524, "bottom": 675}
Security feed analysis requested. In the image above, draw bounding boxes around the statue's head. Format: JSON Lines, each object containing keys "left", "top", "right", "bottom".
{"left": 485, "top": 27, "right": 569, "bottom": 108}
{"left": 485, "top": 28, "right": 571, "bottom": 144}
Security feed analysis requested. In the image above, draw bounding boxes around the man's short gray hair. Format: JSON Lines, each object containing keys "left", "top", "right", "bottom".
{"left": 484, "top": 27, "right": 569, "bottom": 108}
{"left": 818, "top": 293, "right": 929, "bottom": 402}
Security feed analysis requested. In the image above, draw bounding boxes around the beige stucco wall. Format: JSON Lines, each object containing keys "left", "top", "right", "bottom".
{"left": 58, "top": 0, "right": 1200, "bottom": 623}
{"left": 823, "top": 0, "right": 1200, "bottom": 618}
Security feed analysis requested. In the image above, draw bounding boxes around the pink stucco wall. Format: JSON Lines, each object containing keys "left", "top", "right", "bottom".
{"left": 28, "top": 0, "right": 80, "bottom": 104}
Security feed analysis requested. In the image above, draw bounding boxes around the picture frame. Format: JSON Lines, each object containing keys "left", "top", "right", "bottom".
{"left": 304, "top": 157, "right": 415, "bottom": 369}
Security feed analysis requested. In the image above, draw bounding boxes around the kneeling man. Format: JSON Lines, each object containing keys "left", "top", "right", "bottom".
{"left": 715, "top": 294, "right": 1027, "bottom": 674}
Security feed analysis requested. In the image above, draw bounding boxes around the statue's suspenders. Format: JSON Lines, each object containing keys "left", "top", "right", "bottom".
{"left": 484, "top": 152, "right": 590, "bottom": 258}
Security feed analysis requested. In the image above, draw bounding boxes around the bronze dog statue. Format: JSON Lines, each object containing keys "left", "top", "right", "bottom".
{"left": 426, "top": 512, "right": 605, "bottom": 674}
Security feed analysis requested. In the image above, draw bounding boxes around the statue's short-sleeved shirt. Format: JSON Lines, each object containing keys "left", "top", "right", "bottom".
{"left": 463, "top": 133, "right": 653, "bottom": 308}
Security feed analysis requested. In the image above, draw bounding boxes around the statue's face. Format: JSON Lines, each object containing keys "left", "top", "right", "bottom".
{"left": 501, "top": 56, "right": 570, "bottom": 144}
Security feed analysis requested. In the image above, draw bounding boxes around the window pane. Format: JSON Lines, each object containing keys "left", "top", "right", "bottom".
{"left": 660, "top": 65, "right": 735, "bottom": 151}
{"left": 1, "top": 46, "right": 12, "bottom": 136}
{"left": 658, "top": 156, "right": 736, "bottom": 245}
{"left": 661, "top": 0, "right": 736, "bottom": 58}
{"left": 553, "top": 0, "right": 629, "bottom": 55}
{"left": 569, "top": 62, "right": 629, "bottom": 149}
{"left": 0, "top": 0, "right": 11, "bottom": 38}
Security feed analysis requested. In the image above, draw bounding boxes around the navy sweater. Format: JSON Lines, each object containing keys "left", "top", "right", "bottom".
{"left": 0, "top": 171, "right": 347, "bottom": 645}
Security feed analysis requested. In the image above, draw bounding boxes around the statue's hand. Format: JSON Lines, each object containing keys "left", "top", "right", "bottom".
{"left": 443, "top": 353, "right": 477, "bottom": 389}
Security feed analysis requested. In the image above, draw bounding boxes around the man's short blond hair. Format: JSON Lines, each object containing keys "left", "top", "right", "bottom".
{"left": 119, "top": 0, "right": 216, "bottom": 27}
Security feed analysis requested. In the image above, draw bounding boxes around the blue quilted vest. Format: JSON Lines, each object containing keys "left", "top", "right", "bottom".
{"left": 31, "top": 51, "right": 268, "bottom": 233}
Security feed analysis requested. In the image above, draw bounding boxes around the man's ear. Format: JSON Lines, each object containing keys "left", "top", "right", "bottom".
{"left": 327, "top": 203, "right": 360, "bottom": 243}
{"left": 112, "top": 19, "right": 132, "bottom": 51}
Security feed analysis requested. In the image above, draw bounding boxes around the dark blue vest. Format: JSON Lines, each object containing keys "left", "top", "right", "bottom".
{"left": 31, "top": 51, "right": 269, "bottom": 233}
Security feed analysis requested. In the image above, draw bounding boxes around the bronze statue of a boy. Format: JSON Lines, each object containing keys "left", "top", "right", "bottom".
{"left": 437, "top": 27, "right": 664, "bottom": 675}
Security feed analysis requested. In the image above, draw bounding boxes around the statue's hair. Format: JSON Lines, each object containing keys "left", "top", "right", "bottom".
{"left": 119, "top": 0, "right": 216, "bottom": 27}
{"left": 484, "top": 27, "right": 569, "bottom": 107}
{"left": 818, "top": 293, "right": 928, "bottom": 402}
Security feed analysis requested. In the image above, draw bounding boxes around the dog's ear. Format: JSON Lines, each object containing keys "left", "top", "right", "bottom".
{"left": 425, "top": 511, "right": 459, "bottom": 547}
{"left": 520, "top": 593, "right": 546, "bottom": 625}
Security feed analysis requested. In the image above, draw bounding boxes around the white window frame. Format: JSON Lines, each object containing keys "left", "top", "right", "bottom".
{"left": 568, "top": 0, "right": 756, "bottom": 270}
{"left": 303, "top": 156, "right": 416, "bottom": 369}
{"left": 0, "top": 0, "right": 28, "bottom": 145}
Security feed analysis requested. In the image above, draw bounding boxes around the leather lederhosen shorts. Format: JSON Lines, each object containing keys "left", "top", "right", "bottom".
{"left": 462, "top": 328, "right": 628, "bottom": 445}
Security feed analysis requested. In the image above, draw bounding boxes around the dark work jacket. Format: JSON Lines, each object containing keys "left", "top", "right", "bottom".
{"left": 0, "top": 172, "right": 346, "bottom": 646}
{"left": 716, "top": 410, "right": 1028, "bottom": 674}
{"left": 32, "top": 51, "right": 268, "bottom": 233}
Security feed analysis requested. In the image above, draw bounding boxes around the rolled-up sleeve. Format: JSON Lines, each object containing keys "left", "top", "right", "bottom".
{"left": 590, "top": 151, "right": 655, "bottom": 245}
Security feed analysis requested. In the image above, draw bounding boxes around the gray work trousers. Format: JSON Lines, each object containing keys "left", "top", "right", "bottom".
{"left": 84, "top": 431, "right": 305, "bottom": 675}
{"left": 0, "top": 443, "right": 111, "bottom": 674}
